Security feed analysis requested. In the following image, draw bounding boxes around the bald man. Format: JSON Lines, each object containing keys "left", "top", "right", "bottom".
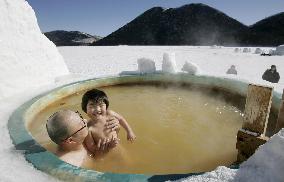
{"left": 46, "top": 109, "right": 120, "bottom": 166}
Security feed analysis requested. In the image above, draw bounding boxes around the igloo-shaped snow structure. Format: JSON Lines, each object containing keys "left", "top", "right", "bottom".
{"left": 276, "top": 45, "right": 284, "bottom": 56}
{"left": 162, "top": 52, "right": 177, "bottom": 73}
{"left": 0, "top": 0, "right": 69, "bottom": 99}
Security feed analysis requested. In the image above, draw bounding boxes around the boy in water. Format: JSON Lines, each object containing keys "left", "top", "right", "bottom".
{"left": 82, "top": 89, "right": 136, "bottom": 155}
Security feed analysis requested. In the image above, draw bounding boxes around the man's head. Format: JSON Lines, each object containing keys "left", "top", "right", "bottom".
{"left": 231, "top": 65, "right": 236, "bottom": 69}
{"left": 46, "top": 109, "right": 88, "bottom": 146}
{"left": 81, "top": 89, "right": 109, "bottom": 117}
{"left": 271, "top": 65, "right": 277, "bottom": 72}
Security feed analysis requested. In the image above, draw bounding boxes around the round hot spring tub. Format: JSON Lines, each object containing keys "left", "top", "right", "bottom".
{"left": 8, "top": 74, "right": 282, "bottom": 182}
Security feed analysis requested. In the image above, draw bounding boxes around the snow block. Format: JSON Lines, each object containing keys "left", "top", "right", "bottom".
{"left": 162, "top": 52, "right": 177, "bottom": 73}
{"left": 137, "top": 58, "right": 156, "bottom": 73}
{"left": 276, "top": 45, "right": 284, "bottom": 56}
{"left": 255, "top": 48, "right": 262, "bottom": 54}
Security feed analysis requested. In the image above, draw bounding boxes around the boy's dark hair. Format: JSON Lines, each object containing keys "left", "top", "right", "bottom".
{"left": 81, "top": 89, "right": 109, "bottom": 113}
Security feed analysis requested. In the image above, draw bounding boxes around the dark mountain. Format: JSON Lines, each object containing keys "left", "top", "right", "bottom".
{"left": 44, "top": 30, "right": 102, "bottom": 46}
{"left": 92, "top": 3, "right": 283, "bottom": 46}
{"left": 242, "top": 13, "right": 284, "bottom": 46}
{"left": 93, "top": 4, "right": 248, "bottom": 46}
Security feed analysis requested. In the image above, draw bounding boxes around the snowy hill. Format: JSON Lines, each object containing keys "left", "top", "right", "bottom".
{"left": 93, "top": 3, "right": 284, "bottom": 46}
{"left": 93, "top": 3, "right": 247, "bottom": 46}
{"left": 244, "top": 12, "right": 284, "bottom": 46}
{"left": 44, "top": 30, "right": 102, "bottom": 46}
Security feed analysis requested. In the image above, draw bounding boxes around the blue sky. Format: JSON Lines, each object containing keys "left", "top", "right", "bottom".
{"left": 26, "top": 0, "right": 284, "bottom": 37}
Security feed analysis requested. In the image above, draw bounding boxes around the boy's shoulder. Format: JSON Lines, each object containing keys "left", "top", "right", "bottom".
{"left": 87, "top": 120, "right": 101, "bottom": 130}
{"left": 88, "top": 124, "right": 97, "bottom": 131}
{"left": 107, "top": 110, "right": 124, "bottom": 119}
{"left": 107, "top": 109, "right": 118, "bottom": 116}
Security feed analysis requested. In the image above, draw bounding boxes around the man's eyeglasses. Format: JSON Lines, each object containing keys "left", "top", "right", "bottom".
{"left": 62, "top": 111, "right": 87, "bottom": 141}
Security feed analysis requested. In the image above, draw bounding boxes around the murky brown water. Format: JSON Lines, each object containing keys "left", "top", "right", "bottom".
{"left": 28, "top": 84, "right": 243, "bottom": 174}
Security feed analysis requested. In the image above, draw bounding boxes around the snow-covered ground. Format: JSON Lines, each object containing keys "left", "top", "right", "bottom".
{"left": 59, "top": 46, "right": 284, "bottom": 93}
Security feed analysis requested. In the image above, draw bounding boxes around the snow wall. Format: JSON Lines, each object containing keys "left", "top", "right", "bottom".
{"left": 0, "top": 0, "right": 69, "bottom": 100}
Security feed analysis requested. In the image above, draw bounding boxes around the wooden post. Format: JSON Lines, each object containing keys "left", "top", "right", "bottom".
{"left": 236, "top": 84, "right": 273, "bottom": 163}
{"left": 275, "top": 89, "right": 284, "bottom": 133}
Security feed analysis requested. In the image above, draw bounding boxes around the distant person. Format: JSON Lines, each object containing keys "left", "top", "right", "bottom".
{"left": 81, "top": 89, "right": 136, "bottom": 156}
{"left": 46, "top": 109, "right": 120, "bottom": 166}
{"left": 226, "top": 65, "right": 237, "bottom": 75}
{"left": 262, "top": 65, "right": 280, "bottom": 83}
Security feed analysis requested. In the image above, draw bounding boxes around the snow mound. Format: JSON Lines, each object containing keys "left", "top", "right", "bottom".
{"left": 243, "top": 48, "right": 250, "bottom": 53}
{"left": 0, "top": 0, "right": 69, "bottom": 100}
{"left": 162, "top": 52, "right": 177, "bottom": 73}
{"left": 181, "top": 61, "right": 200, "bottom": 75}
{"left": 137, "top": 58, "right": 156, "bottom": 73}
{"left": 255, "top": 48, "right": 262, "bottom": 54}
{"left": 276, "top": 45, "right": 284, "bottom": 56}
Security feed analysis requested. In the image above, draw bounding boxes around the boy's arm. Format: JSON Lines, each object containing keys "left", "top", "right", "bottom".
{"left": 109, "top": 110, "right": 136, "bottom": 141}
{"left": 84, "top": 129, "right": 114, "bottom": 154}
{"left": 84, "top": 130, "right": 98, "bottom": 153}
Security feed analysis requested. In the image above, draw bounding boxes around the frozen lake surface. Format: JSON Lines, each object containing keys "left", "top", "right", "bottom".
{"left": 59, "top": 46, "right": 284, "bottom": 92}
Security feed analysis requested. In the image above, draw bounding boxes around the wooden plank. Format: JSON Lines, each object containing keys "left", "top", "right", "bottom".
{"left": 236, "top": 130, "right": 268, "bottom": 153}
{"left": 242, "top": 84, "right": 273, "bottom": 135}
{"left": 236, "top": 130, "right": 268, "bottom": 163}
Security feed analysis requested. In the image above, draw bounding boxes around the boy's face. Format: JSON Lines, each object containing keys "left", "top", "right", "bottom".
{"left": 86, "top": 100, "right": 107, "bottom": 119}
